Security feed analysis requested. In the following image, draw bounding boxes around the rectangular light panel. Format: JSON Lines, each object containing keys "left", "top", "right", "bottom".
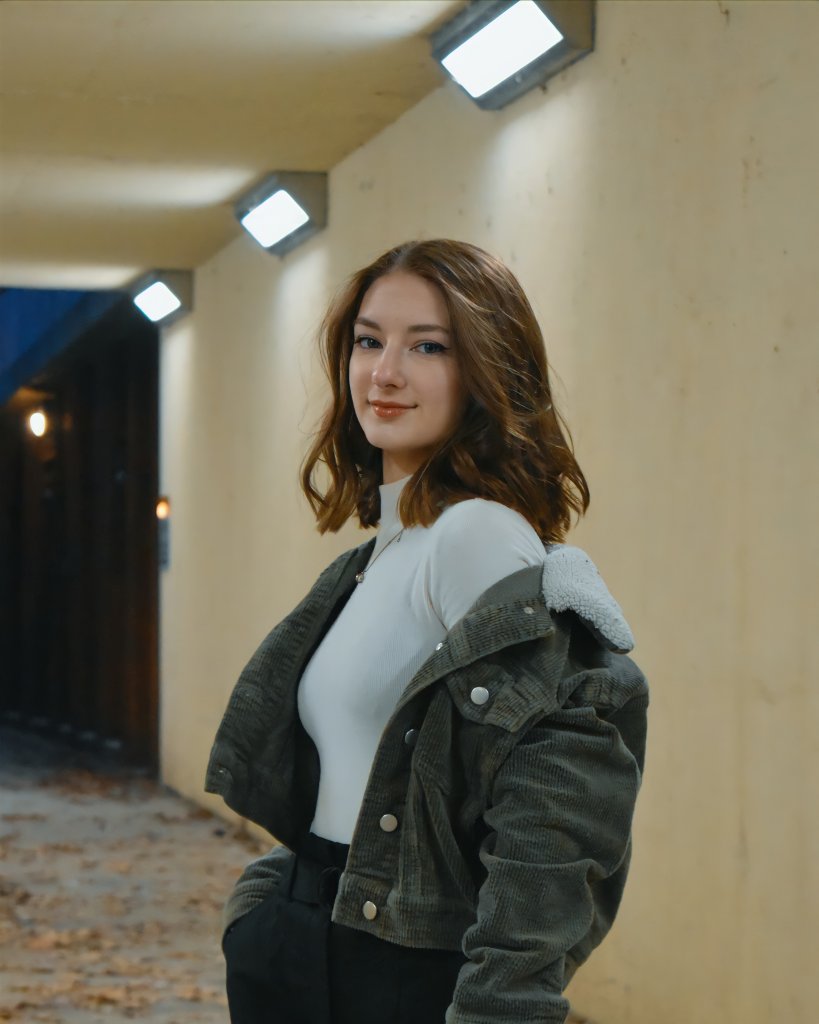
{"left": 441, "top": 0, "right": 563, "bottom": 99}
{"left": 240, "top": 189, "right": 310, "bottom": 248}
{"left": 133, "top": 281, "right": 182, "bottom": 323}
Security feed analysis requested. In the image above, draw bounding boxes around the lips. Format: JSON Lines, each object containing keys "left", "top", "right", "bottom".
{"left": 369, "top": 400, "right": 414, "bottom": 419}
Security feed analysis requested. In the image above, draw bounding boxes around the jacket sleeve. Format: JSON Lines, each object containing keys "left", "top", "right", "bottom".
{"left": 222, "top": 843, "right": 294, "bottom": 935}
{"left": 447, "top": 698, "right": 645, "bottom": 1024}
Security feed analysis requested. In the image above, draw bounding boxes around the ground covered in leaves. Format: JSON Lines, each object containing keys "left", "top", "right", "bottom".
{"left": 0, "top": 727, "right": 266, "bottom": 1023}
{"left": 0, "top": 726, "right": 597, "bottom": 1024}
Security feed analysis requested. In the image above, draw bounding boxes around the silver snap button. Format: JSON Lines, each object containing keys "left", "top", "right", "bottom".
{"left": 470, "top": 686, "right": 490, "bottom": 706}
{"left": 362, "top": 901, "right": 378, "bottom": 921}
{"left": 435, "top": 641, "right": 445, "bottom": 651}
{"left": 379, "top": 813, "right": 398, "bottom": 833}
{"left": 404, "top": 728, "right": 419, "bottom": 747}
{"left": 523, "top": 606, "right": 535, "bottom": 615}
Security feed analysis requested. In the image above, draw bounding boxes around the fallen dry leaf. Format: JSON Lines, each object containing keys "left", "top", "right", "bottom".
{"left": 103, "top": 860, "right": 133, "bottom": 874}
{"left": 25, "top": 926, "right": 111, "bottom": 952}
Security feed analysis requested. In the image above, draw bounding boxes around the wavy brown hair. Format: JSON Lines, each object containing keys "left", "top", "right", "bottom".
{"left": 300, "top": 239, "right": 589, "bottom": 542}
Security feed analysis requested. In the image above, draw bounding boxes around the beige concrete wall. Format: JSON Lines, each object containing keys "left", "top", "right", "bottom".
{"left": 159, "top": 3, "right": 819, "bottom": 1022}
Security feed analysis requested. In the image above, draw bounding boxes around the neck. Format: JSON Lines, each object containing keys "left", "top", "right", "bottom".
{"left": 377, "top": 474, "right": 410, "bottom": 537}
{"left": 381, "top": 452, "right": 425, "bottom": 484}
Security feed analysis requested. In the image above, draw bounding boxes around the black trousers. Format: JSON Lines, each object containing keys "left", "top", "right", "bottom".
{"left": 223, "top": 833, "right": 466, "bottom": 1024}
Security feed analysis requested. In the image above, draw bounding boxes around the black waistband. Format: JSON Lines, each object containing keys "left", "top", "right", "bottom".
{"left": 298, "top": 831, "right": 350, "bottom": 870}
{"left": 289, "top": 832, "right": 350, "bottom": 908}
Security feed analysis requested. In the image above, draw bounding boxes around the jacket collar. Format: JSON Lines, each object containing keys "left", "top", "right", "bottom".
{"left": 347, "top": 537, "right": 635, "bottom": 656}
{"left": 392, "top": 543, "right": 634, "bottom": 717}
{"left": 444, "top": 546, "right": 634, "bottom": 731}
{"left": 539, "top": 543, "right": 634, "bottom": 654}
{"left": 464, "top": 542, "right": 634, "bottom": 655}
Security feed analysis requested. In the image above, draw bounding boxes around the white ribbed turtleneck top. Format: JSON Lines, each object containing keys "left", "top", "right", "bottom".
{"left": 297, "top": 476, "right": 545, "bottom": 843}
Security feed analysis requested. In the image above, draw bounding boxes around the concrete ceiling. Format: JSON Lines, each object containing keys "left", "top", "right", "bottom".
{"left": 0, "top": 0, "right": 461, "bottom": 291}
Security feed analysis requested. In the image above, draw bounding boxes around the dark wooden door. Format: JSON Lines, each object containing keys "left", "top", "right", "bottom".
{"left": 0, "top": 299, "right": 159, "bottom": 768}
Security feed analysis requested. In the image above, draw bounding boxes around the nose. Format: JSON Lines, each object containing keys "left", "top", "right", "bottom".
{"left": 371, "top": 344, "right": 405, "bottom": 388}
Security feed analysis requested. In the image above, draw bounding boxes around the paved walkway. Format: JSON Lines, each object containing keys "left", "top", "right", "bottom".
{"left": 0, "top": 726, "right": 596, "bottom": 1024}
{"left": 0, "top": 726, "right": 264, "bottom": 1024}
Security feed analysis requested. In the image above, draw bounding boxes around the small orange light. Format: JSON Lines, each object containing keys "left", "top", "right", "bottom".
{"left": 156, "top": 498, "right": 171, "bottom": 520}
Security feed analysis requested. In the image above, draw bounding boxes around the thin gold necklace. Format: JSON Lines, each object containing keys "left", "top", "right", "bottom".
{"left": 355, "top": 528, "right": 405, "bottom": 584}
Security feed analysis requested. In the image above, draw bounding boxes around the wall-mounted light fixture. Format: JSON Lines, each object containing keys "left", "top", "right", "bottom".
{"left": 156, "top": 495, "right": 171, "bottom": 570}
{"left": 130, "top": 270, "right": 193, "bottom": 325}
{"left": 28, "top": 409, "right": 48, "bottom": 437}
{"left": 431, "top": 0, "right": 594, "bottom": 111}
{"left": 235, "top": 171, "right": 328, "bottom": 256}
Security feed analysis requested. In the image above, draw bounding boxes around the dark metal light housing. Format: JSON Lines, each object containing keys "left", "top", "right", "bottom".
{"left": 234, "top": 171, "right": 328, "bottom": 256}
{"left": 431, "top": 0, "right": 595, "bottom": 111}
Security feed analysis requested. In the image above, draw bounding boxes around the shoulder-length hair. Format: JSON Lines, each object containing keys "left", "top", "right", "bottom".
{"left": 300, "top": 239, "right": 589, "bottom": 543}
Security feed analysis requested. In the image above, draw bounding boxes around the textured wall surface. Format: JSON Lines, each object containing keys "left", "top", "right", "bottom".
{"left": 159, "top": 3, "right": 819, "bottom": 1021}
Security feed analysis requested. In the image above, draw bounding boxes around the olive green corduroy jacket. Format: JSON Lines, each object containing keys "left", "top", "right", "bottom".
{"left": 205, "top": 539, "right": 648, "bottom": 1024}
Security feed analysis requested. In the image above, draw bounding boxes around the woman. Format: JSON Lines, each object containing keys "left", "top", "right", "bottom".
{"left": 206, "top": 239, "right": 648, "bottom": 1024}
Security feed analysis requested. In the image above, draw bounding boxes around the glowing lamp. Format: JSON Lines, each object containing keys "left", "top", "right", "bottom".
{"left": 235, "top": 172, "right": 327, "bottom": 256}
{"left": 431, "top": 0, "right": 595, "bottom": 110}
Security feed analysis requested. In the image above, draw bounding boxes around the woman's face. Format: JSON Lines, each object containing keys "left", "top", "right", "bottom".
{"left": 349, "top": 271, "right": 466, "bottom": 484}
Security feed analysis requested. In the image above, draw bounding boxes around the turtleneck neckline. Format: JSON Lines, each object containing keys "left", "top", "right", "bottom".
{"left": 377, "top": 475, "right": 411, "bottom": 541}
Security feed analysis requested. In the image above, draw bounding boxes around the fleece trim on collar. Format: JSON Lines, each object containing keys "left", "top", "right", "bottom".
{"left": 542, "top": 544, "right": 635, "bottom": 654}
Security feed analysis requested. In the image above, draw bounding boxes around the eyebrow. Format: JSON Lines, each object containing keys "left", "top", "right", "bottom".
{"left": 354, "top": 316, "right": 450, "bottom": 335}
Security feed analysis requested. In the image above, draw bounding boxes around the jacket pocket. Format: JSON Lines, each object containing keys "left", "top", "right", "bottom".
{"left": 403, "top": 765, "right": 478, "bottom": 908}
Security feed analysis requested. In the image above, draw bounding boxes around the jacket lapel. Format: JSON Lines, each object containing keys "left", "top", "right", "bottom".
{"left": 395, "top": 566, "right": 553, "bottom": 714}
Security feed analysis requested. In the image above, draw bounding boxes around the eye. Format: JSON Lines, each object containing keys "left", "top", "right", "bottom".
{"left": 414, "top": 341, "right": 447, "bottom": 355}
{"left": 354, "top": 335, "right": 381, "bottom": 350}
